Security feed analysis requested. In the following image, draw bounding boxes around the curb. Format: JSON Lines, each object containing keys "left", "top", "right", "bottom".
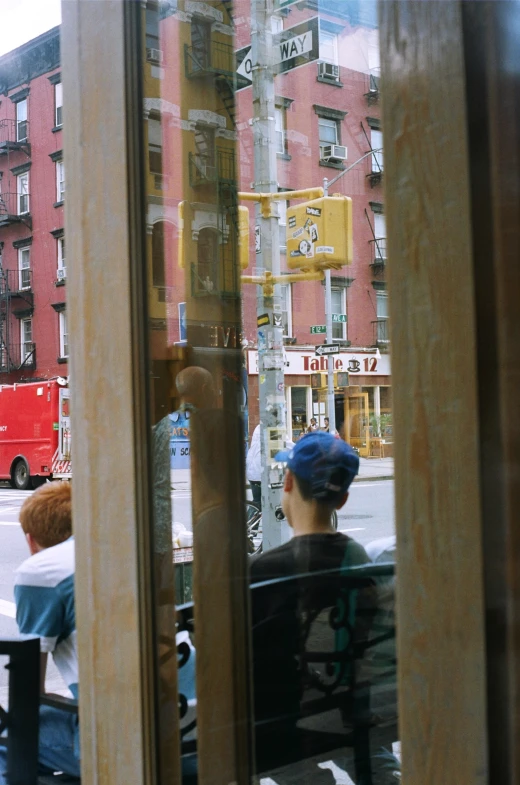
{"left": 354, "top": 475, "right": 394, "bottom": 483}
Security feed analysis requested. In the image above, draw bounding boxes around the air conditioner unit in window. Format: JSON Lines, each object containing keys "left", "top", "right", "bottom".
{"left": 146, "top": 48, "right": 164, "bottom": 63}
{"left": 320, "top": 144, "right": 347, "bottom": 163}
{"left": 318, "top": 61, "right": 340, "bottom": 80}
{"left": 57, "top": 267, "right": 67, "bottom": 281}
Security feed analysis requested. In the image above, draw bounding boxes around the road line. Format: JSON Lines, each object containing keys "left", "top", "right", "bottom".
{"left": 0, "top": 599, "right": 15, "bottom": 618}
{"left": 352, "top": 482, "right": 392, "bottom": 488}
{"left": 0, "top": 521, "right": 19, "bottom": 526}
{"left": 338, "top": 527, "right": 365, "bottom": 533}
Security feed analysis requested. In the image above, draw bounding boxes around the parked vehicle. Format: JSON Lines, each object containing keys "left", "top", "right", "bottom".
{"left": 0, "top": 378, "right": 71, "bottom": 489}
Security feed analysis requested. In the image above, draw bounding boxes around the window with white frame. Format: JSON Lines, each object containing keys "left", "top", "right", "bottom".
{"left": 376, "top": 291, "right": 388, "bottom": 319}
{"left": 371, "top": 128, "right": 384, "bottom": 172}
{"left": 275, "top": 107, "right": 287, "bottom": 155}
{"left": 21, "top": 318, "right": 33, "bottom": 362}
{"left": 57, "top": 236, "right": 65, "bottom": 276}
{"left": 56, "top": 160, "right": 65, "bottom": 202}
{"left": 331, "top": 287, "right": 347, "bottom": 341}
{"left": 18, "top": 246, "right": 30, "bottom": 290}
{"left": 59, "top": 311, "right": 69, "bottom": 358}
{"left": 373, "top": 213, "right": 386, "bottom": 261}
{"left": 319, "top": 30, "right": 338, "bottom": 65}
{"left": 319, "top": 117, "right": 339, "bottom": 158}
{"left": 271, "top": 15, "right": 283, "bottom": 34}
{"left": 148, "top": 116, "right": 162, "bottom": 174}
{"left": 17, "top": 172, "right": 29, "bottom": 214}
{"left": 55, "top": 82, "right": 63, "bottom": 127}
{"left": 16, "top": 99, "right": 28, "bottom": 142}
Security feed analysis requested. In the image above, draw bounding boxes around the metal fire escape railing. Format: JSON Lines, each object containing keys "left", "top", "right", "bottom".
{"left": 0, "top": 269, "right": 35, "bottom": 373}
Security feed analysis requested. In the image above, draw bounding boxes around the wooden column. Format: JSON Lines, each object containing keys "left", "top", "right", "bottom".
{"left": 61, "top": 1, "right": 176, "bottom": 783}
{"left": 380, "top": 3, "right": 488, "bottom": 783}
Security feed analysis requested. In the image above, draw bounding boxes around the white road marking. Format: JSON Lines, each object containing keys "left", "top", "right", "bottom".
{"left": 0, "top": 521, "right": 19, "bottom": 526}
{"left": 338, "top": 527, "right": 365, "bottom": 533}
{"left": 0, "top": 599, "right": 15, "bottom": 618}
{"left": 353, "top": 481, "right": 392, "bottom": 488}
{"left": 318, "top": 761, "right": 356, "bottom": 784}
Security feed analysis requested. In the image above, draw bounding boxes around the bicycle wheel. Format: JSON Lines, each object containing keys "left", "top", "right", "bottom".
{"left": 246, "top": 501, "right": 263, "bottom": 554}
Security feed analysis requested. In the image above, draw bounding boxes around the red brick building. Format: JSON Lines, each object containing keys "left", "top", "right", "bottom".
{"left": 0, "top": 27, "right": 65, "bottom": 383}
{"left": 0, "top": 7, "right": 391, "bottom": 451}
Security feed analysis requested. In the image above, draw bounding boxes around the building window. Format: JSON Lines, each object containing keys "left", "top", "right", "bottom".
{"left": 152, "top": 221, "right": 166, "bottom": 288}
{"left": 56, "top": 160, "right": 65, "bottom": 202}
{"left": 197, "top": 227, "right": 219, "bottom": 292}
{"left": 280, "top": 283, "right": 292, "bottom": 338}
{"left": 18, "top": 246, "right": 30, "bottom": 290}
{"left": 371, "top": 128, "right": 384, "bottom": 172}
{"left": 376, "top": 291, "right": 388, "bottom": 319}
{"left": 57, "top": 236, "right": 66, "bottom": 278}
{"left": 17, "top": 172, "right": 29, "bottom": 214}
{"left": 194, "top": 126, "right": 216, "bottom": 171}
{"left": 148, "top": 116, "right": 162, "bottom": 175}
{"left": 146, "top": 5, "right": 160, "bottom": 51}
{"left": 16, "top": 99, "right": 28, "bottom": 142}
{"left": 55, "top": 82, "right": 63, "bottom": 127}
{"left": 59, "top": 311, "right": 69, "bottom": 358}
{"left": 275, "top": 107, "right": 287, "bottom": 155}
{"left": 20, "top": 318, "right": 33, "bottom": 362}
{"left": 319, "top": 117, "right": 339, "bottom": 151}
{"left": 191, "top": 19, "right": 211, "bottom": 71}
{"left": 319, "top": 29, "right": 338, "bottom": 65}
{"left": 331, "top": 287, "right": 347, "bottom": 341}
{"left": 272, "top": 15, "right": 283, "bottom": 34}
{"left": 373, "top": 213, "right": 386, "bottom": 261}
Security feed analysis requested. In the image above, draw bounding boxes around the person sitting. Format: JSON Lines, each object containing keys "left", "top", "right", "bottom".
{"left": 250, "top": 433, "right": 373, "bottom": 777}
{"left": 0, "top": 482, "right": 80, "bottom": 784}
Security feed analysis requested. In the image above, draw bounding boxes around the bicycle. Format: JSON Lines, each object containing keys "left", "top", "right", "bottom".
{"left": 246, "top": 502, "right": 338, "bottom": 555}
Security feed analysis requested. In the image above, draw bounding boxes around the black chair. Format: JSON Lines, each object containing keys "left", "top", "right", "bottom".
{"left": 250, "top": 562, "right": 398, "bottom": 784}
{"left": 0, "top": 637, "right": 40, "bottom": 785}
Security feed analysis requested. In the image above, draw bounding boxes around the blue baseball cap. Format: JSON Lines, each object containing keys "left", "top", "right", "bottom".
{"left": 275, "top": 431, "right": 359, "bottom": 501}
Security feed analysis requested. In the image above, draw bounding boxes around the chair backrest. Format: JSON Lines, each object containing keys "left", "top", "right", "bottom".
{"left": 250, "top": 563, "right": 396, "bottom": 728}
{"left": 0, "top": 637, "right": 40, "bottom": 785}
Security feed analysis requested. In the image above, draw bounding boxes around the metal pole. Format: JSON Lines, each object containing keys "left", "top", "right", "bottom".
{"left": 322, "top": 177, "right": 336, "bottom": 434}
{"left": 251, "top": 0, "right": 289, "bottom": 549}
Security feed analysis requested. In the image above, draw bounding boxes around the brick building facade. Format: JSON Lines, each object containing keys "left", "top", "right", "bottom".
{"left": 0, "top": 27, "right": 65, "bottom": 383}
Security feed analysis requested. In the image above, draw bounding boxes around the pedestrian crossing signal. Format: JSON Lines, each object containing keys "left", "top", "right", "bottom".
{"left": 286, "top": 195, "right": 353, "bottom": 272}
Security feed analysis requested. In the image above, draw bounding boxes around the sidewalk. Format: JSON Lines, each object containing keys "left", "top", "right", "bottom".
{"left": 171, "top": 458, "right": 394, "bottom": 491}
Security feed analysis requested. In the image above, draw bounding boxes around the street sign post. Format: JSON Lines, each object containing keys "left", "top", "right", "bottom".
{"left": 236, "top": 17, "right": 320, "bottom": 90}
{"left": 310, "top": 325, "right": 326, "bottom": 334}
{"left": 315, "top": 344, "right": 340, "bottom": 357}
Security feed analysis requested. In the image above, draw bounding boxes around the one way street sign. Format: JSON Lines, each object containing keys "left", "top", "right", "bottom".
{"left": 315, "top": 344, "right": 340, "bottom": 357}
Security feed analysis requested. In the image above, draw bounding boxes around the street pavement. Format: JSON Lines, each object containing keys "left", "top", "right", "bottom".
{"left": 0, "top": 463, "right": 395, "bottom": 703}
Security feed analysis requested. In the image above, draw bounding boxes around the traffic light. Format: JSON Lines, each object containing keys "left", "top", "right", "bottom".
{"left": 336, "top": 371, "right": 350, "bottom": 387}
{"left": 310, "top": 372, "right": 327, "bottom": 389}
{"left": 286, "top": 195, "right": 353, "bottom": 271}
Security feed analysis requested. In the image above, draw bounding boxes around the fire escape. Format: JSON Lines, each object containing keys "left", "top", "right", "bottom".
{"left": 184, "top": 25, "right": 240, "bottom": 299}
{"left": 0, "top": 118, "right": 34, "bottom": 374}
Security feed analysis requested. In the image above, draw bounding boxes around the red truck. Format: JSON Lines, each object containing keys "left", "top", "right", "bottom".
{"left": 0, "top": 378, "right": 71, "bottom": 489}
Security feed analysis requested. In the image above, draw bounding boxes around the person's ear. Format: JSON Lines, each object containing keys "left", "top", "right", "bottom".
{"left": 335, "top": 491, "right": 349, "bottom": 511}
{"left": 283, "top": 469, "right": 294, "bottom": 493}
{"left": 25, "top": 533, "right": 40, "bottom": 555}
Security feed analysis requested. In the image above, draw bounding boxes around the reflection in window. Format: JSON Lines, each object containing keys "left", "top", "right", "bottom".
{"left": 197, "top": 227, "right": 219, "bottom": 293}
{"left": 152, "top": 221, "right": 166, "bottom": 288}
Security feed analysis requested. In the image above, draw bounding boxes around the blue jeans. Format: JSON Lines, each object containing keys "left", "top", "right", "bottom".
{"left": 0, "top": 704, "right": 80, "bottom": 784}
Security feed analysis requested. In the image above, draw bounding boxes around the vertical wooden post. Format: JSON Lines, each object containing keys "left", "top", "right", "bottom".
{"left": 380, "top": 3, "right": 488, "bottom": 782}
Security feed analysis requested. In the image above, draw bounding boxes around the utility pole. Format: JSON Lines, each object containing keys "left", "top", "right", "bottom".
{"left": 251, "top": 0, "right": 288, "bottom": 549}
{"left": 323, "top": 179, "right": 336, "bottom": 434}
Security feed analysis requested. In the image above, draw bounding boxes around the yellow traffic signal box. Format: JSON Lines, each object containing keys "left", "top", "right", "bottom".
{"left": 286, "top": 195, "right": 353, "bottom": 271}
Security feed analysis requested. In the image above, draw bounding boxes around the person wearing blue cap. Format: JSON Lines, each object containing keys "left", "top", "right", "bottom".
{"left": 250, "top": 431, "right": 377, "bottom": 782}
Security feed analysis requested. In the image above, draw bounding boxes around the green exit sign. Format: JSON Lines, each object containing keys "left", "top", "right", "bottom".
{"left": 310, "top": 325, "right": 326, "bottom": 334}
{"left": 332, "top": 314, "right": 347, "bottom": 323}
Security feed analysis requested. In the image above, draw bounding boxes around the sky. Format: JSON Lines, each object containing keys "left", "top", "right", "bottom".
{"left": 0, "top": 0, "right": 62, "bottom": 57}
